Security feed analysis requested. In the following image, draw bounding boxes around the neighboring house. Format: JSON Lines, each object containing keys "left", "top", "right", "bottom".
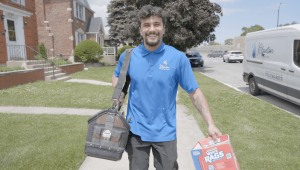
{"left": 86, "top": 17, "right": 105, "bottom": 47}
{"left": 36, "top": 0, "right": 105, "bottom": 59}
{"left": 0, "top": 0, "right": 39, "bottom": 65}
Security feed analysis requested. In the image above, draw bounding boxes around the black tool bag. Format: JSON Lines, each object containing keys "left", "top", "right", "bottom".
{"left": 84, "top": 49, "right": 132, "bottom": 161}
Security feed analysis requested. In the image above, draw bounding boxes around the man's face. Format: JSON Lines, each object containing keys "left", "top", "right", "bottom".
{"left": 139, "top": 16, "right": 165, "bottom": 48}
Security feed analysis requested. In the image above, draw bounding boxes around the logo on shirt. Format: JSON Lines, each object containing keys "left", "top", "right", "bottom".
{"left": 159, "top": 60, "right": 170, "bottom": 70}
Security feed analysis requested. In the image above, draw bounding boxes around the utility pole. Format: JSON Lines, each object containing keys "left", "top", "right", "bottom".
{"left": 277, "top": 3, "right": 282, "bottom": 27}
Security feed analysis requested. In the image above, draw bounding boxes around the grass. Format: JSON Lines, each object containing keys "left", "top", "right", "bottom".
{"left": 0, "top": 80, "right": 114, "bottom": 109}
{"left": 178, "top": 71, "right": 300, "bottom": 170}
{"left": 0, "top": 66, "right": 25, "bottom": 72}
{"left": 70, "top": 67, "right": 116, "bottom": 83}
{"left": 0, "top": 113, "right": 90, "bottom": 170}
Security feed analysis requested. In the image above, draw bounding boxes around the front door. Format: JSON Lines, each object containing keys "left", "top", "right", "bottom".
{"left": 4, "top": 12, "right": 26, "bottom": 60}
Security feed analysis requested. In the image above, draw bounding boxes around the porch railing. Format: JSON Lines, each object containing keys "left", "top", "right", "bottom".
{"left": 102, "top": 47, "right": 116, "bottom": 55}
{"left": 7, "top": 45, "right": 70, "bottom": 80}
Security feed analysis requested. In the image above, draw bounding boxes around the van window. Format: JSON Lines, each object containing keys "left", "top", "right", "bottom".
{"left": 232, "top": 52, "right": 242, "bottom": 54}
{"left": 294, "top": 40, "right": 300, "bottom": 67}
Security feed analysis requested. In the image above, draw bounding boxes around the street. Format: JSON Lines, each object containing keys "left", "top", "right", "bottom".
{"left": 192, "top": 53, "right": 300, "bottom": 117}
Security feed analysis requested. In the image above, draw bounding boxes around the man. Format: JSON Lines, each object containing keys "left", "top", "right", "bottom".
{"left": 112, "top": 5, "right": 222, "bottom": 170}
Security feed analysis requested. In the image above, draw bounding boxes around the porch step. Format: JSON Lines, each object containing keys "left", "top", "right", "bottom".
{"left": 44, "top": 69, "right": 62, "bottom": 76}
{"left": 55, "top": 76, "right": 72, "bottom": 81}
{"left": 45, "top": 73, "right": 69, "bottom": 81}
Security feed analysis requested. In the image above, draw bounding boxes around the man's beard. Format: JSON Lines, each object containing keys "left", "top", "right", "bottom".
{"left": 145, "top": 32, "right": 161, "bottom": 47}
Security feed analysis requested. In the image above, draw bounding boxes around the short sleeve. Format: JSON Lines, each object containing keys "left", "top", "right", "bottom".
{"left": 114, "top": 52, "right": 126, "bottom": 78}
{"left": 177, "top": 53, "right": 199, "bottom": 93}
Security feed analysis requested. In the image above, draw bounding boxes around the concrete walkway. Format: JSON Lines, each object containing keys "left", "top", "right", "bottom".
{"left": 0, "top": 78, "right": 206, "bottom": 170}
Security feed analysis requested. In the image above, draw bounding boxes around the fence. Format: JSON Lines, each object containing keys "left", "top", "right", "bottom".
{"left": 102, "top": 47, "right": 116, "bottom": 55}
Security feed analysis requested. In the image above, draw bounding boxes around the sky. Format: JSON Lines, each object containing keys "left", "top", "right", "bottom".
{"left": 88, "top": 0, "right": 300, "bottom": 45}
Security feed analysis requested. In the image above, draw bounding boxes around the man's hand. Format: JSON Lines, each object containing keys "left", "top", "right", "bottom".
{"left": 113, "top": 92, "right": 125, "bottom": 108}
{"left": 207, "top": 124, "right": 222, "bottom": 143}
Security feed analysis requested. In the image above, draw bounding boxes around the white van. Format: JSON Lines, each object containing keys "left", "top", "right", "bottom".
{"left": 243, "top": 25, "right": 300, "bottom": 106}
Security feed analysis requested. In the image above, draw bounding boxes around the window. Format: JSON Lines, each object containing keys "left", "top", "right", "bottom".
{"left": 7, "top": 20, "right": 16, "bottom": 41}
{"left": 11, "top": 0, "right": 18, "bottom": 3}
{"left": 77, "top": 33, "right": 85, "bottom": 44}
{"left": 294, "top": 40, "right": 300, "bottom": 67}
{"left": 76, "top": 4, "right": 83, "bottom": 20}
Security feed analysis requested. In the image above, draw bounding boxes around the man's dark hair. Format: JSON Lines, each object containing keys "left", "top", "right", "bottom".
{"left": 138, "top": 5, "right": 166, "bottom": 27}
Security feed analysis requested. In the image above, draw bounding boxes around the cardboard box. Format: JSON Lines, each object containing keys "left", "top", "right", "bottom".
{"left": 191, "top": 135, "right": 240, "bottom": 170}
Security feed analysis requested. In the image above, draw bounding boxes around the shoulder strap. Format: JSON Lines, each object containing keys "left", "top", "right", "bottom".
{"left": 112, "top": 49, "right": 133, "bottom": 100}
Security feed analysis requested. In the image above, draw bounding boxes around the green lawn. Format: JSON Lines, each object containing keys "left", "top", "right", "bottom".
{"left": 70, "top": 67, "right": 116, "bottom": 83}
{"left": 0, "top": 113, "right": 90, "bottom": 170}
{"left": 178, "top": 71, "right": 300, "bottom": 170}
{"left": 0, "top": 80, "right": 114, "bottom": 109}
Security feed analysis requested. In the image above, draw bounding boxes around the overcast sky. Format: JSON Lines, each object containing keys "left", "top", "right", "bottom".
{"left": 89, "top": 0, "right": 300, "bottom": 45}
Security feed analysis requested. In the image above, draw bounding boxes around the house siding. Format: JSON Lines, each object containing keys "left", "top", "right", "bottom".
{"left": 36, "top": 0, "right": 73, "bottom": 57}
{"left": 36, "top": 0, "right": 94, "bottom": 58}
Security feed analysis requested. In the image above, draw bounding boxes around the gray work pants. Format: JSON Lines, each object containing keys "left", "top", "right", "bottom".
{"left": 127, "top": 132, "right": 179, "bottom": 170}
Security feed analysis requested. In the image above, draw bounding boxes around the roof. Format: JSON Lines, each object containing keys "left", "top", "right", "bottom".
{"left": 86, "top": 17, "right": 105, "bottom": 34}
{"left": 75, "top": 0, "right": 94, "bottom": 13}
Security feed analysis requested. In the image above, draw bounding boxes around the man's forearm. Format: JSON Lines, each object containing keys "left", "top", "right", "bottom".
{"left": 189, "top": 88, "right": 215, "bottom": 126}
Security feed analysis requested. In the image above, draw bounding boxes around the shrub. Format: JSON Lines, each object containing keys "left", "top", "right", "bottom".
{"left": 0, "top": 66, "right": 25, "bottom": 72}
{"left": 74, "top": 40, "right": 104, "bottom": 63}
{"left": 104, "top": 44, "right": 111, "bottom": 47}
{"left": 38, "top": 43, "right": 47, "bottom": 58}
{"left": 117, "top": 46, "right": 134, "bottom": 56}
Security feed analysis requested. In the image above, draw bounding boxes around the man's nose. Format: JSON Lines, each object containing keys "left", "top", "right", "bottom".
{"left": 149, "top": 24, "right": 156, "bottom": 32}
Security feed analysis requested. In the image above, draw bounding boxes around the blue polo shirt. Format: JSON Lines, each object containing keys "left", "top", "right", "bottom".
{"left": 114, "top": 42, "right": 199, "bottom": 142}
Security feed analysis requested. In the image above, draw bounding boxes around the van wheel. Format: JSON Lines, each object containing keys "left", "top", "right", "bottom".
{"left": 249, "top": 78, "right": 261, "bottom": 96}
{"left": 223, "top": 58, "right": 225, "bottom": 62}
{"left": 240, "top": 61, "right": 243, "bottom": 63}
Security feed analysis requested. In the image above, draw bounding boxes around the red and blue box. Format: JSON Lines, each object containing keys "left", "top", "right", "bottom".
{"left": 191, "top": 135, "right": 240, "bottom": 170}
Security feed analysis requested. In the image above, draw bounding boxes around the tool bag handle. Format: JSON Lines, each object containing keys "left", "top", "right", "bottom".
{"left": 111, "top": 49, "right": 133, "bottom": 110}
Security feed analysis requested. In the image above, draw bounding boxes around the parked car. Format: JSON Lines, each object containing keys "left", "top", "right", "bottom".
{"left": 243, "top": 24, "right": 300, "bottom": 106}
{"left": 207, "top": 51, "right": 226, "bottom": 58}
{"left": 223, "top": 51, "right": 243, "bottom": 63}
{"left": 186, "top": 51, "right": 204, "bottom": 67}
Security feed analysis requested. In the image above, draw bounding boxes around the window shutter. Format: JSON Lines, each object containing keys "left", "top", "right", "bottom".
{"left": 84, "top": 34, "right": 86, "bottom": 40}
{"left": 21, "top": 0, "right": 25, "bottom": 6}
{"left": 75, "top": 32, "right": 78, "bottom": 45}
{"left": 83, "top": 7, "right": 85, "bottom": 21}
{"left": 73, "top": 1, "right": 76, "bottom": 17}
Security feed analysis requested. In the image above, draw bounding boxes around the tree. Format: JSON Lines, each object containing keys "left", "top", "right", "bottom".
{"left": 209, "top": 41, "right": 220, "bottom": 45}
{"left": 224, "top": 38, "right": 233, "bottom": 45}
{"left": 107, "top": 1, "right": 134, "bottom": 46}
{"left": 283, "top": 23, "right": 290, "bottom": 26}
{"left": 107, "top": 0, "right": 223, "bottom": 52}
{"left": 291, "top": 21, "right": 298, "bottom": 25}
{"left": 241, "top": 25, "right": 264, "bottom": 36}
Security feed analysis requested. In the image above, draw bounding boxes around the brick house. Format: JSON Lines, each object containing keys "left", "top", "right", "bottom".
{"left": 36, "top": 0, "right": 105, "bottom": 59}
{"left": 0, "top": 0, "right": 38, "bottom": 65}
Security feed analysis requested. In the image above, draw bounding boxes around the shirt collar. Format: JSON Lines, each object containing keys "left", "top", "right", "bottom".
{"left": 140, "top": 41, "right": 165, "bottom": 57}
